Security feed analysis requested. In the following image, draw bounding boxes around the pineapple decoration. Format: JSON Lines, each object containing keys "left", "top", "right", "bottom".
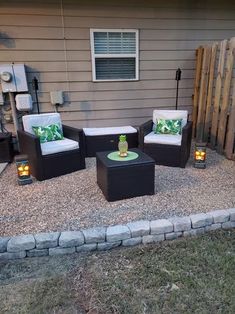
{"left": 118, "top": 135, "right": 128, "bottom": 157}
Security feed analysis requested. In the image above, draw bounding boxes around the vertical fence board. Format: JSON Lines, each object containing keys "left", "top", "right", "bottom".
{"left": 196, "top": 46, "right": 211, "bottom": 142}
{"left": 217, "top": 42, "right": 235, "bottom": 153}
{"left": 210, "top": 39, "right": 228, "bottom": 148}
{"left": 203, "top": 43, "right": 218, "bottom": 142}
{"left": 224, "top": 80, "right": 235, "bottom": 159}
{"left": 192, "top": 46, "right": 204, "bottom": 138}
{"left": 194, "top": 37, "right": 235, "bottom": 160}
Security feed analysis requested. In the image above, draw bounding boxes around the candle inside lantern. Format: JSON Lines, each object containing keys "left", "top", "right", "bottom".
{"left": 194, "top": 143, "right": 207, "bottom": 169}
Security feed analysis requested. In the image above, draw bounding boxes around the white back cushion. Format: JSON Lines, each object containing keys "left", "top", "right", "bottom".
{"left": 153, "top": 110, "right": 188, "bottom": 128}
{"left": 23, "top": 113, "right": 62, "bottom": 135}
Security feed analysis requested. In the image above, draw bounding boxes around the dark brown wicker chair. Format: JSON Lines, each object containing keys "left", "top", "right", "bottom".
{"left": 139, "top": 110, "right": 192, "bottom": 168}
{"left": 18, "top": 113, "right": 85, "bottom": 181}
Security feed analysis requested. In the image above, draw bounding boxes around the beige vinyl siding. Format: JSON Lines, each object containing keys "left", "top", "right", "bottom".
{"left": 0, "top": 0, "right": 235, "bottom": 128}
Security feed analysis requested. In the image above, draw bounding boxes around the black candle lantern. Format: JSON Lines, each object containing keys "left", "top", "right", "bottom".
{"left": 194, "top": 143, "right": 207, "bottom": 169}
{"left": 15, "top": 154, "right": 33, "bottom": 185}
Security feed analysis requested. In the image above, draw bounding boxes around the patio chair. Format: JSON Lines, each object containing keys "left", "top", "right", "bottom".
{"left": 17, "top": 112, "right": 85, "bottom": 181}
{"left": 139, "top": 110, "right": 192, "bottom": 168}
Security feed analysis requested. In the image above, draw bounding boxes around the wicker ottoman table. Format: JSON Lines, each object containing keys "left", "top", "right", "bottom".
{"left": 96, "top": 148, "right": 155, "bottom": 201}
{"left": 83, "top": 126, "right": 138, "bottom": 157}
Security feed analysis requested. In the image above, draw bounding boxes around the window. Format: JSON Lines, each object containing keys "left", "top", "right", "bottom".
{"left": 90, "top": 29, "right": 139, "bottom": 82}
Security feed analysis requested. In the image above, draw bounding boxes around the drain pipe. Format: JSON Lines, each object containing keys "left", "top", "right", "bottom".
{"left": 9, "top": 92, "right": 19, "bottom": 135}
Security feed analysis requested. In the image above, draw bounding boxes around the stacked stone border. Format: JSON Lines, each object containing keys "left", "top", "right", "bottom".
{"left": 0, "top": 208, "right": 235, "bottom": 261}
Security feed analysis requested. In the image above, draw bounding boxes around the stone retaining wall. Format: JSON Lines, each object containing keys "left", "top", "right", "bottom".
{"left": 0, "top": 208, "right": 235, "bottom": 261}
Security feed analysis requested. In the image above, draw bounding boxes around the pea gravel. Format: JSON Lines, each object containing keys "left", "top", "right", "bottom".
{"left": 0, "top": 147, "right": 234, "bottom": 237}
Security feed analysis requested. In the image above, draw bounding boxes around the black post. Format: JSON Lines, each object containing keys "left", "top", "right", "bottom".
{"left": 175, "top": 68, "right": 181, "bottom": 110}
{"left": 32, "top": 77, "right": 40, "bottom": 114}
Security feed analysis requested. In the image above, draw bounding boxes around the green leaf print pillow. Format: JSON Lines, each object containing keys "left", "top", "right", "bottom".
{"left": 32, "top": 123, "right": 64, "bottom": 143}
{"left": 155, "top": 119, "right": 182, "bottom": 135}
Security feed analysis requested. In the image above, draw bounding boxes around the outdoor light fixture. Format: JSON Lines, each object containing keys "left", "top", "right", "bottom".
{"left": 175, "top": 68, "right": 181, "bottom": 110}
{"left": 32, "top": 76, "right": 40, "bottom": 114}
{"left": 194, "top": 143, "right": 207, "bottom": 169}
{"left": 15, "top": 154, "right": 32, "bottom": 185}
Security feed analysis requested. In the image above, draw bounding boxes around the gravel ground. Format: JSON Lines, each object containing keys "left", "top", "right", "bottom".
{"left": 0, "top": 147, "right": 234, "bottom": 237}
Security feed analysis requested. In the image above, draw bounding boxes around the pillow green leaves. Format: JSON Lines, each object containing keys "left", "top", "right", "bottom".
{"left": 32, "top": 123, "right": 63, "bottom": 143}
{"left": 155, "top": 119, "right": 182, "bottom": 135}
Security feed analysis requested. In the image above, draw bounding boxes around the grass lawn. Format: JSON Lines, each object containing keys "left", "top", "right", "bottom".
{"left": 0, "top": 229, "right": 234, "bottom": 314}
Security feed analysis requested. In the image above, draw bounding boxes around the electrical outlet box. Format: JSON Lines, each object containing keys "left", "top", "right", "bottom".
{"left": 50, "top": 90, "right": 64, "bottom": 106}
{"left": 0, "top": 64, "right": 28, "bottom": 93}
{"left": 15, "top": 94, "right": 33, "bottom": 111}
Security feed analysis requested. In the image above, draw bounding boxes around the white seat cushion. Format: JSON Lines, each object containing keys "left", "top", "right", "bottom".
{"left": 23, "top": 113, "right": 62, "bottom": 135}
{"left": 83, "top": 126, "right": 137, "bottom": 136}
{"left": 144, "top": 131, "right": 182, "bottom": 146}
{"left": 40, "top": 137, "right": 79, "bottom": 155}
{"left": 153, "top": 110, "right": 188, "bottom": 129}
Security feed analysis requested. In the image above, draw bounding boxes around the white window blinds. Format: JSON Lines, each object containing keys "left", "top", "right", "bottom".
{"left": 90, "top": 29, "right": 139, "bottom": 81}
{"left": 94, "top": 32, "right": 136, "bottom": 54}
{"left": 95, "top": 58, "right": 136, "bottom": 80}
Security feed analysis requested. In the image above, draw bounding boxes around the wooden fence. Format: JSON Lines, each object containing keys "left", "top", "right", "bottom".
{"left": 192, "top": 37, "right": 235, "bottom": 160}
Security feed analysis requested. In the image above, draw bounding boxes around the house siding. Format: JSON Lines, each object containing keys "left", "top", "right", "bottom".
{"left": 0, "top": 0, "right": 234, "bottom": 128}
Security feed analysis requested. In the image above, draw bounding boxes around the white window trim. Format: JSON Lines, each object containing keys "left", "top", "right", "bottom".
{"left": 90, "top": 28, "right": 139, "bottom": 82}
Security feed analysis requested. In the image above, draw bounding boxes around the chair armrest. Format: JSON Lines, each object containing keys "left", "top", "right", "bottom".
{"left": 17, "top": 130, "right": 42, "bottom": 158}
{"left": 63, "top": 125, "right": 81, "bottom": 141}
{"left": 140, "top": 119, "right": 153, "bottom": 135}
{"left": 181, "top": 121, "right": 193, "bottom": 144}
{"left": 180, "top": 121, "right": 193, "bottom": 167}
{"left": 62, "top": 125, "right": 86, "bottom": 158}
{"left": 139, "top": 120, "right": 153, "bottom": 149}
